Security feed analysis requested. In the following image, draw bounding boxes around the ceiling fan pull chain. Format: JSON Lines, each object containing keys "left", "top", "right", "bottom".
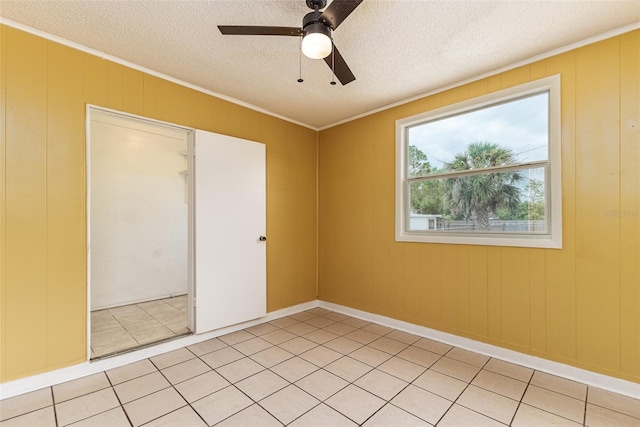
{"left": 330, "top": 40, "right": 337, "bottom": 85}
{"left": 298, "top": 35, "right": 304, "bottom": 83}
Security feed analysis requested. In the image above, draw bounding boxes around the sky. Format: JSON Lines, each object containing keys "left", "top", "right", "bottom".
{"left": 408, "top": 91, "right": 549, "bottom": 172}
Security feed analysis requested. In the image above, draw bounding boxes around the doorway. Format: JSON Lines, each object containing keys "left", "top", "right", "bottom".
{"left": 87, "top": 108, "right": 193, "bottom": 359}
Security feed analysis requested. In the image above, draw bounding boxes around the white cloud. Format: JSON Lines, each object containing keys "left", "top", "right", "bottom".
{"left": 408, "top": 92, "right": 549, "bottom": 170}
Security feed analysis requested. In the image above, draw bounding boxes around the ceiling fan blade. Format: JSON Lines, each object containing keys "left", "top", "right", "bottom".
{"left": 319, "top": 0, "right": 364, "bottom": 30}
{"left": 218, "top": 26, "right": 302, "bottom": 36}
{"left": 324, "top": 44, "right": 356, "bottom": 85}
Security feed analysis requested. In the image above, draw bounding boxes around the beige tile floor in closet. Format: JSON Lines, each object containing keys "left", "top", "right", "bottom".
{"left": 91, "top": 295, "right": 190, "bottom": 358}
{"left": 1, "top": 307, "right": 639, "bottom": 426}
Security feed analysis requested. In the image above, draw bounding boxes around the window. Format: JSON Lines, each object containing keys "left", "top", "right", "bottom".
{"left": 396, "top": 75, "right": 562, "bottom": 248}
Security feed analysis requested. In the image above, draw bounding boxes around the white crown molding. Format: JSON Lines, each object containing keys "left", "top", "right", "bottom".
{"left": 0, "top": 17, "right": 319, "bottom": 132}
{"left": 2, "top": 17, "right": 638, "bottom": 133}
{"left": 318, "top": 21, "right": 640, "bottom": 131}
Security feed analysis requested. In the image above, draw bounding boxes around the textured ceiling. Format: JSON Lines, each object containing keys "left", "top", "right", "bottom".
{"left": 1, "top": 1, "right": 639, "bottom": 129}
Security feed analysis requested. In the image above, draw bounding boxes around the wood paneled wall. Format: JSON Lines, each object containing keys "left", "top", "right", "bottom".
{"left": 1, "top": 24, "right": 637, "bottom": 386}
{"left": 318, "top": 31, "right": 639, "bottom": 383}
{"left": 0, "top": 25, "right": 318, "bottom": 382}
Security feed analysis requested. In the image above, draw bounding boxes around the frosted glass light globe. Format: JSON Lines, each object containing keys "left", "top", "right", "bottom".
{"left": 302, "top": 32, "right": 332, "bottom": 59}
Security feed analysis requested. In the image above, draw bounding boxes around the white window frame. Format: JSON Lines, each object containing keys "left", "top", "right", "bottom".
{"left": 395, "top": 75, "right": 562, "bottom": 249}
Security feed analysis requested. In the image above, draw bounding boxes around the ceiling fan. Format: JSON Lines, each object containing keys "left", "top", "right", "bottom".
{"left": 218, "top": 0, "right": 364, "bottom": 85}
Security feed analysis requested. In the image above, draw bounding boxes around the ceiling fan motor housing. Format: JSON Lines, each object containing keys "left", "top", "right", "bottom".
{"left": 302, "top": 11, "right": 331, "bottom": 38}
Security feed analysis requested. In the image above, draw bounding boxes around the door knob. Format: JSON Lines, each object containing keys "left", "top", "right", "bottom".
{"left": 259, "top": 236, "right": 267, "bottom": 242}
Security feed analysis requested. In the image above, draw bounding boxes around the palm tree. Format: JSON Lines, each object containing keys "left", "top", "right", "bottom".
{"left": 443, "top": 142, "right": 522, "bottom": 230}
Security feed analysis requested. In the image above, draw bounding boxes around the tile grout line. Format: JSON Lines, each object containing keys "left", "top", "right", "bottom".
{"left": 507, "top": 371, "right": 534, "bottom": 426}
{"left": 54, "top": 377, "right": 131, "bottom": 427}
{"left": 583, "top": 387, "right": 640, "bottom": 422}
{"left": 356, "top": 377, "right": 416, "bottom": 426}
{"left": 386, "top": 344, "right": 450, "bottom": 426}
{"left": 316, "top": 324, "right": 442, "bottom": 425}
{"left": 139, "top": 298, "right": 188, "bottom": 336}
{"left": 583, "top": 387, "right": 589, "bottom": 426}
{"left": 173, "top": 332, "right": 296, "bottom": 425}
{"left": 145, "top": 350, "right": 210, "bottom": 427}
{"left": 110, "top": 307, "right": 142, "bottom": 347}
{"left": 232, "top": 345, "right": 313, "bottom": 423}
{"left": 0, "top": 392, "right": 56, "bottom": 424}
{"left": 103, "top": 371, "right": 134, "bottom": 427}
{"left": 520, "top": 379, "right": 594, "bottom": 425}
{"left": 254, "top": 382, "right": 318, "bottom": 426}
{"left": 209, "top": 311, "right": 379, "bottom": 425}
{"left": 203, "top": 320, "right": 324, "bottom": 426}
{"left": 432, "top": 354, "right": 495, "bottom": 426}
{"left": 93, "top": 306, "right": 144, "bottom": 357}
{"left": 49, "top": 387, "right": 59, "bottom": 427}
{"left": 440, "top": 352, "right": 594, "bottom": 426}
{"left": 265, "top": 317, "right": 419, "bottom": 425}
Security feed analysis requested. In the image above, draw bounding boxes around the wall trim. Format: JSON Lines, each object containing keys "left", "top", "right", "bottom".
{"left": 317, "top": 21, "right": 640, "bottom": 131}
{"left": 0, "top": 300, "right": 318, "bottom": 399}
{"left": 2, "top": 299, "right": 638, "bottom": 400}
{"left": 318, "top": 301, "right": 640, "bottom": 399}
{"left": 0, "top": 17, "right": 317, "bottom": 132}
{"left": 1, "top": 17, "right": 638, "bottom": 133}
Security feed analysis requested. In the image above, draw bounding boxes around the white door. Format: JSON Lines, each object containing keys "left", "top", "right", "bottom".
{"left": 194, "top": 130, "right": 266, "bottom": 333}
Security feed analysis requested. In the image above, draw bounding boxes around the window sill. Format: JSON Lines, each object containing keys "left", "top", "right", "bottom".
{"left": 395, "top": 231, "right": 562, "bottom": 249}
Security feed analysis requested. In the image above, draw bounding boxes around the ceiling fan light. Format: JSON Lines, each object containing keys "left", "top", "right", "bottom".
{"left": 302, "top": 25, "right": 332, "bottom": 59}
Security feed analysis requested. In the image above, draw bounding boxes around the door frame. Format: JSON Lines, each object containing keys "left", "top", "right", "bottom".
{"left": 85, "top": 105, "right": 195, "bottom": 361}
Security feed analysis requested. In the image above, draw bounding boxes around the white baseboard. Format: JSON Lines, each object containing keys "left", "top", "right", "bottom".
{"left": 0, "top": 300, "right": 318, "bottom": 400}
{"left": 318, "top": 300, "right": 640, "bottom": 399}
{"left": 3, "top": 299, "right": 638, "bottom": 401}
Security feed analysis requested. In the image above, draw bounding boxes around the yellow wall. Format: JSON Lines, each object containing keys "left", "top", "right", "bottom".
{"left": 318, "top": 31, "right": 639, "bottom": 383}
{"left": 1, "top": 23, "right": 638, "bottom": 386}
{"left": 0, "top": 25, "right": 318, "bottom": 382}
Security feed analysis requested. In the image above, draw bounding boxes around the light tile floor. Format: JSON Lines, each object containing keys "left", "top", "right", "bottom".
{"left": 91, "top": 295, "right": 190, "bottom": 358}
{"left": 2, "top": 307, "right": 639, "bottom": 426}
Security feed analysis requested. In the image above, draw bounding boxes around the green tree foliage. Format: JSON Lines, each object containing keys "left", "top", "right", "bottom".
{"left": 408, "top": 146, "right": 445, "bottom": 214}
{"left": 498, "top": 178, "right": 545, "bottom": 220}
{"left": 410, "top": 180, "right": 445, "bottom": 215}
{"left": 442, "top": 142, "right": 522, "bottom": 230}
{"left": 408, "top": 145, "right": 431, "bottom": 176}
{"left": 522, "top": 178, "right": 545, "bottom": 220}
